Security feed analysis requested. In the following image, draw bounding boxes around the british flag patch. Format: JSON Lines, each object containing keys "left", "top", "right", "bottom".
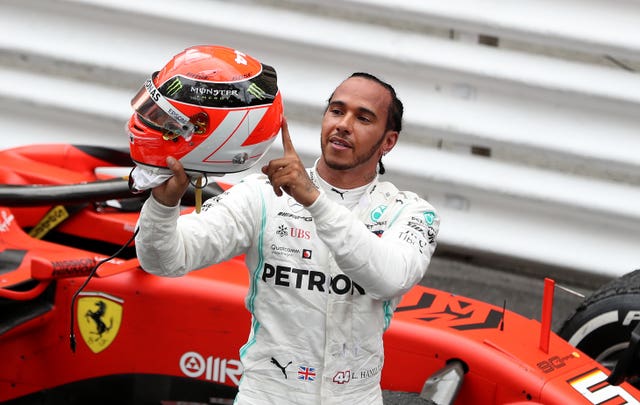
{"left": 298, "top": 366, "right": 316, "bottom": 381}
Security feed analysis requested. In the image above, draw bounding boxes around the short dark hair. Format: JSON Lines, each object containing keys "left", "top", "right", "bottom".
{"left": 348, "top": 72, "right": 403, "bottom": 133}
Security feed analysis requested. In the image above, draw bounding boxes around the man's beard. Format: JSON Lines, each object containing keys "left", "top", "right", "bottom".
{"left": 322, "top": 132, "right": 386, "bottom": 171}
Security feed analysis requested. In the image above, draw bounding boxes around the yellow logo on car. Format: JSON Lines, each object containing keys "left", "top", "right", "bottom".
{"left": 77, "top": 292, "right": 123, "bottom": 354}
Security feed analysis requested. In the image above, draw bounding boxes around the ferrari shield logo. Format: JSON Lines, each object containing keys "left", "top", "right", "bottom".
{"left": 77, "top": 292, "right": 123, "bottom": 353}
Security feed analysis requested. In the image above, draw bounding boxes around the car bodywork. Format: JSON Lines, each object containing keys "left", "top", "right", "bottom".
{"left": 1, "top": 144, "right": 638, "bottom": 404}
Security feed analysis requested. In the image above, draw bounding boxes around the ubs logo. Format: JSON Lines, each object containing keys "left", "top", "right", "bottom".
{"left": 276, "top": 225, "right": 311, "bottom": 239}
{"left": 290, "top": 227, "right": 311, "bottom": 239}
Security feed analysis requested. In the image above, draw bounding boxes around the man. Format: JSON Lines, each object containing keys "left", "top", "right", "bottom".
{"left": 135, "top": 72, "right": 439, "bottom": 404}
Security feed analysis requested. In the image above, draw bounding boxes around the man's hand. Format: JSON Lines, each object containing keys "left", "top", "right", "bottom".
{"left": 151, "top": 156, "right": 190, "bottom": 207}
{"left": 262, "top": 117, "right": 320, "bottom": 207}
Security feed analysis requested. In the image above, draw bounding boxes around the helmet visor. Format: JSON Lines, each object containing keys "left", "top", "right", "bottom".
{"left": 131, "top": 74, "right": 195, "bottom": 140}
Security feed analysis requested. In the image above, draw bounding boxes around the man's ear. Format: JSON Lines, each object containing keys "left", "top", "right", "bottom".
{"left": 383, "top": 130, "right": 399, "bottom": 154}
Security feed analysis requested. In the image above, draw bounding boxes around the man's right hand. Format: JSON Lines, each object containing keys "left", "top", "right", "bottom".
{"left": 261, "top": 117, "right": 320, "bottom": 207}
{"left": 151, "top": 156, "right": 190, "bottom": 207}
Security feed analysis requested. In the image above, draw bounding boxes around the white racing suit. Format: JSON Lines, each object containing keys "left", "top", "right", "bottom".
{"left": 135, "top": 166, "right": 439, "bottom": 404}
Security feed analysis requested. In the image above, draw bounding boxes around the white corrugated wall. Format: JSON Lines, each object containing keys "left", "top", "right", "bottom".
{"left": 1, "top": 0, "right": 639, "bottom": 278}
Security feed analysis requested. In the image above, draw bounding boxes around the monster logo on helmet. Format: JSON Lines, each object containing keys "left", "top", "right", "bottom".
{"left": 127, "top": 45, "right": 284, "bottom": 177}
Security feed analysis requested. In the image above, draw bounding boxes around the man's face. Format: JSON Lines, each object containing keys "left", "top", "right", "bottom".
{"left": 320, "top": 76, "right": 395, "bottom": 175}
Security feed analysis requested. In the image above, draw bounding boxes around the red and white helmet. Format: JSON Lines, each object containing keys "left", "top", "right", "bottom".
{"left": 127, "top": 45, "right": 283, "bottom": 175}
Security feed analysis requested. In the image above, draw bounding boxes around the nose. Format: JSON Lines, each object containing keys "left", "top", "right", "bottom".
{"left": 335, "top": 112, "right": 354, "bottom": 134}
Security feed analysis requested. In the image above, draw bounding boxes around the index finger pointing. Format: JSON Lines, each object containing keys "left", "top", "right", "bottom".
{"left": 281, "top": 116, "right": 296, "bottom": 156}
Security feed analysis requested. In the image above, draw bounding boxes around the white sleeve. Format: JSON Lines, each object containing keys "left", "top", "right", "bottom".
{"left": 306, "top": 192, "right": 439, "bottom": 300}
{"left": 135, "top": 180, "right": 260, "bottom": 277}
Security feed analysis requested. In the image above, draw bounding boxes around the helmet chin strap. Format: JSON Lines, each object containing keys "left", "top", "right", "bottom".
{"left": 188, "top": 174, "right": 208, "bottom": 214}
{"left": 195, "top": 176, "right": 203, "bottom": 213}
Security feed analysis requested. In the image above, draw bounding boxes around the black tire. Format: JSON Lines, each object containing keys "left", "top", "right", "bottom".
{"left": 558, "top": 269, "right": 640, "bottom": 385}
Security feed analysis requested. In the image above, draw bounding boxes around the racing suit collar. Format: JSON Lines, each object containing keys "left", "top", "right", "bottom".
{"left": 309, "top": 158, "right": 380, "bottom": 193}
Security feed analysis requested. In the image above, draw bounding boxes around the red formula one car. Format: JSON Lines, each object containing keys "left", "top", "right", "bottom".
{"left": 1, "top": 144, "right": 639, "bottom": 404}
